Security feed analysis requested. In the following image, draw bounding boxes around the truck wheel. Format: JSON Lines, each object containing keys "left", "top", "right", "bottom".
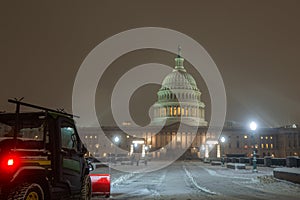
{"left": 8, "top": 183, "right": 44, "bottom": 200}
{"left": 81, "top": 175, "right": 92, "bottom": 200}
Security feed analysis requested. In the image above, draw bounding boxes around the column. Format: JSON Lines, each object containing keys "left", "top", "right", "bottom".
{"left": 205, "top": 144, "right": 209, "bottom": 158}
{"left": 172, "top": 132, "right": 176, "bottom": 149}
{"left": 217, "top": 144, "right": 221, "bottom": 158}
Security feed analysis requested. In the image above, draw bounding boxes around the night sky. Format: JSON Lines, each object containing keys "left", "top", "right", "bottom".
{"left": 1, "top": 1, "right": 299, "bottom": 128}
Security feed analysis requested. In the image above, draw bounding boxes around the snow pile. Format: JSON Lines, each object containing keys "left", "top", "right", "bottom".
{"left": 257, "top": 175, "right": 278, "bottom": 184}
{"left": 273, "top": 167, "right": 300, "bottom": 174}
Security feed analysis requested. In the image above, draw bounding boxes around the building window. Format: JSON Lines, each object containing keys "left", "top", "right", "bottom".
{"left": 270, "top": 136, "right": 273, "bottom": 140}
{"left": 266, "top": 144, "right": 269, "bottom": 149}
{"left": 271, "top": 144, "right": 273, "bottom": 149}
{"left": 261, "top": 144, "right": 264, "bottom": 149}
{"left": 265, "top": 136, "right": 268, "bottom": 139}
{"left": 236, "top": 141, "right": 240, "bottom": 148}
{"left": 261, "top": 136, "right": 263, "bottom": 140}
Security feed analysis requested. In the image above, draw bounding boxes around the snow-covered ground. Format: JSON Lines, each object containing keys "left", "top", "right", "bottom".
{"left": 92, "top": 161, "right": 300, "bottom": 200}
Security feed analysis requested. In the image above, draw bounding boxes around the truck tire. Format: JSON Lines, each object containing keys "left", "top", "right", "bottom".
{"left": 80, "top": 175, "right": 92, "bottom": 200}
{"left": 8, "top": 183, "right": 44, "bottom": 200}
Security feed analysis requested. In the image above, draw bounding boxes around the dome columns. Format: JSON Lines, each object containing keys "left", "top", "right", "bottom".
{"left": 154, "top": 105, "right": 204, "bottom": 118}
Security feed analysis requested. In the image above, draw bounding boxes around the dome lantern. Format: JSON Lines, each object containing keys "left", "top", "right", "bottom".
{"left": 174, "top": 45, "right": 186, "bottom": 71}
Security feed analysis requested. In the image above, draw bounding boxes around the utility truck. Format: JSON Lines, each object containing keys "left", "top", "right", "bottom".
{"left": 0, "top": 99, "right": 91, "bottom": 200}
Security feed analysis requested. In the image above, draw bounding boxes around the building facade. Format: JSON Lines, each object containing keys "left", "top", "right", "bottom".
{"left": 79, "top": 50, "right": 300, "bottom": 160}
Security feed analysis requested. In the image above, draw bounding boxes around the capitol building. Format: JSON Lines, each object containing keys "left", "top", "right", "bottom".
{"left": 80, "top": 50, "right": 300, "bottom": 160}
{"left": 151, "top": 51, "right": 207, "bottom": 127}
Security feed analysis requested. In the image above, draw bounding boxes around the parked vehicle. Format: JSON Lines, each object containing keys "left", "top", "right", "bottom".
{"left": 0, "top": 99, "right": 92, "bottom": 199}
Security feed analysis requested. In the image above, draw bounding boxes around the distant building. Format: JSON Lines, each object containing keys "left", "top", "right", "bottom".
{"left": 79, "top": 50, "right": 300, "bottom": 159}
{"left": 219, "top": 125, "right": 300, "bottom": 158}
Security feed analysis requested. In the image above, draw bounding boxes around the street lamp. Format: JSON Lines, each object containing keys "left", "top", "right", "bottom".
{"left": 113, "top": 136, "right": 120, "bottom": 165}
{"left": 95, "top": 144, "right": 99, "bottom": 157}
{"left": 144, "top": 146, "right": 149, "bottom": 166}
{"left": 220, "top": 136, "right": 226, "bottom": 167}
{"left": 114, "top": 136, "right": 120, "bottom": 144}
{"left": 249, "top": 121, "right": 258, "bottom": 173}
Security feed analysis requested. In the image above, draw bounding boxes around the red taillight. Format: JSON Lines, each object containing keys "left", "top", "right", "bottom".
{"left": 7, "top": 158, "right": 14, "bottom": 166}
{"left": 1, "top": 155, "right": 19, "bottom": 172}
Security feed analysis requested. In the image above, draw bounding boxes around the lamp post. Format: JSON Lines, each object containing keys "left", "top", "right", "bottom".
{"left": 113, "top": 136, "right": 120, "bottom": 165}
{"left": 249, "top": 121, "right": 258, "bottom": 173}
{"left": 144, "top": 146, "right": 149, "bottom": 166}
{"left": 95, "top": 144, "right": 99, "bottom": 157}
{"left": 220, "top": 136, "right": 226, "bottom": 167}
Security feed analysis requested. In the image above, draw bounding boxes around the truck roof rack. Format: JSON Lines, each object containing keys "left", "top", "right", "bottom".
{"left": 8, "top": 99, "right": 79, "bottom": 118}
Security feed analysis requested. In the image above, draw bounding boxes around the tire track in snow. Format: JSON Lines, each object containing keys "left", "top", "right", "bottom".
{"left": 111, "top": 172, "right": 135, "bottom": 187}
{"left": 183, "top": 165, "right": 218, "bottom": 195}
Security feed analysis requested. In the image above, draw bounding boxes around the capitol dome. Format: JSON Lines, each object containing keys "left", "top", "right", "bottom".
{"left": 152, "top": 49, "right": 207, "bottom": 126}
{"left": 160, "top": 66, "right": 198, "bottom": 91}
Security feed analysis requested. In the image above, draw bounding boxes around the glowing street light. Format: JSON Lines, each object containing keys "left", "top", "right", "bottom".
{"left": 114, "top": 136, "right": 120, "bottom": 144}
{"left": 220, "top": 136, "right": 226, "bottom": 166}
{"left": 250, "top": 121, "right": 257, "bottom": 131}
{"left": 113, "top": 136, "right": 120, "bottom": 165}
{"left": 220, "top": 136, "right": 226, "bottom": 143}
{"left": 249, "top": 121, "right": 258, "bottom": 173}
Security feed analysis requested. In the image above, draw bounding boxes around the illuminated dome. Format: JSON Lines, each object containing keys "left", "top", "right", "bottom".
{"left": 152, "top": 48, "right": 207, "bottom": 126}
{"left": 160, "top": 66, "right": 198, "bottom": 91}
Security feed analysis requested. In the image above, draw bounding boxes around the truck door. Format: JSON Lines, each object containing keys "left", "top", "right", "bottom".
{"left": 59, "top": 120, "right": 82, "bottom": 192}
